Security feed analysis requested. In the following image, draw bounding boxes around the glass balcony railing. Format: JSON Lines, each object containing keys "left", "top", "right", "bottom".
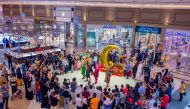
{"left": 1, "top": 0, "right": 190, "bottom": 3}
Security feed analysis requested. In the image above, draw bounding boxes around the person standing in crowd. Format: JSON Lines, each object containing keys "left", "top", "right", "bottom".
{"left": 179, "top": 81, "right": 186, "bottom": 101}
{"left": 124, "top": 61, "right": 131, "bottom": 79}
{"left": 93, "top": 65, "right": 99, "bottom": 84}
{"left": 6, "top": 54, "right": 12, "bottom": 69}
{"left": 90, "top": 93, "right": 99, "bottom": 109}
{"left": 160, "top": 91, "right": 170, "bottom": 109}
{"left": 0, "top": 86, "right": 3, "bottom": 109}
{"left": 136, "top": 61, "right": 143, "bottom": 81}
{"left": 138, "top": 40, "right": 141, "bottom": 49}
{"left": 76, "top": 93, "right": 83, "bottom": 109}
{"left": 138, "top": 82, "right": 146, "bottom": 100}
{"left": 62, "top": 86, "right": 71, "bottom": 109}
{"left": 63, "top": 56, "right": 69, "bottom": 74}
{"left": 41, "top": 81, "right": 50, "bottom": 109}
{"left": 176, "top": 55, "right": 181, "bottom": 70}
{"left": 132, "top": 61, "right": 138, "bottom": 79}
{"left": 2, "top": 82, "right": 9, "bottom": 109}
{"left": 103, "top": 95, "right": 113, "bottom": 109}
{"left": 105, "top": 68, "right": 111, "bottom": 87}
{"left": 35, "top": 79, "right": 41, "bottom": 102}
{"left": 85, "top": 62, "right": 91, "bottom": 82}
{"left": 82, "top": 87, "right": 90, "bottom": 100}
{"left": 67, "top": 54, "right": 73, "bottom": 72}
{"left": 10, "top": 74, "right": 17, "bottom": 96}
{"left": 50, "top": 91, "right": 60, "bottom": 109}
{"left": 71, "top": 78, "right": 77, "bottom": 104}
{"left": 26, "top": 73, "right": 33, "bottom": 100}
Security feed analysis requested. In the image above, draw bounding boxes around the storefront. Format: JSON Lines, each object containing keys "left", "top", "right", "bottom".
{"left": 0, "top": 16, "right": 30, "bottom": 48}
{"left": 86, "top": 24, "right": 133, "bottom": 48}
{"left": 54, "top": 6, "right": 74, "bottom": 44}
{"left": 135, "top": 26, "right": 161, "bottom": 50}
{"left": 165, "top": 29, "right": 190, "bottom": 56}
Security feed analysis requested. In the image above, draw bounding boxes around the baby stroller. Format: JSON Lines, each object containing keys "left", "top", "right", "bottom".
{"left": 11, "top": 88, "right": 22, "bottom": 100}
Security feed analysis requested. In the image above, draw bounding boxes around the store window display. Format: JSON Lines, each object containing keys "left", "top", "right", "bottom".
{"left": 0, "top": 33, "right": 29, "bottom": 48}
{"left": 76, "top": 24, "right": 84, "bottom": 47}
{"left": 135, "top": 26, "right": 161, "bottom": 50}
{"left": 165, "top": 29, "right": 190, "bottom": 56}
{"left": 86, "top": 24, "right": 133, "bottom": 48}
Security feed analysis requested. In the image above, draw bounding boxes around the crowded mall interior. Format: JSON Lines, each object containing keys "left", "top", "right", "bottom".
{"left": 0, "top": 0, "right": 189, "bottom": 109}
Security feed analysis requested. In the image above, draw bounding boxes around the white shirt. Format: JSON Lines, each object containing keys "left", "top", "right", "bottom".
{"left": 148, "top": 99, "right": 156, "bottom": 108}
{"left": 75, "top": 87, "right": 82, "bottom": 96}
{"left": 76, "top": 97, "right": 83, "bottom": 107}
{"left": 88, "top": 89, "right": 95, "bottom": 98}
{"left": 63, "top": 59, "right": 68, "bottom": 66}
{"left": 94, "top": 89, "right": 102, "bottom": 99}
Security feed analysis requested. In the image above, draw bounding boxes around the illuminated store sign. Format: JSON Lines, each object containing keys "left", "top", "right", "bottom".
{"left": 135, "top": 26, "right": 161, "bottom": 34}
{"left": 103, "top": 25, "right": 116, "bottom": 29}
{"left": 166, "top": 29, "right": 190, "bottom": 37}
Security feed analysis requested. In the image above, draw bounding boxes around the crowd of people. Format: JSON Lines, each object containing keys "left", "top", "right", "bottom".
{"left": 0, "top": 44, "right": 186, "bottom": 109}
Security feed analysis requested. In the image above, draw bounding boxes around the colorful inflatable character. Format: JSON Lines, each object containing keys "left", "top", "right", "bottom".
{"left": 99, "top": 45, "right": 124, "bottom": 76}
{"left": 100, "top": 45, "right": 121, "bottom": 68}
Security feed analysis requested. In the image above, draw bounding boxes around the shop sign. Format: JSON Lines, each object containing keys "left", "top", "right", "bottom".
{"left": 135, "top": 26, "right": 161, "bottom": 34}
{"left": 56, "top": 17, "right": 71, "bottom": 22}
{"left": 166, "top": 29, "right": 190, "bottom": 37}
{"left": 23, "top": 18, "right": 34, "bottom": 23}
{"left": 103, "top": 25, "right": 116, "bottom": 29}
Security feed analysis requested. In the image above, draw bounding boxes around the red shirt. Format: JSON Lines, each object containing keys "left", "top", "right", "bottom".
{"left": 123, "top": 88, "right": 128, "bottom": 96}
{"left": 128, "top": 98, "right": 133, "bottom": 104}
{"left": 161, "top": 95, "right": 170, "bottom": 108}
{"left": 82, "top": 90, "right": 90, "bottom": 99}
{"left": 137, "top": 100, "right": 142, "bottom": 106}
{"left": 35, "top": 82, "right": 41, "bottom": 92}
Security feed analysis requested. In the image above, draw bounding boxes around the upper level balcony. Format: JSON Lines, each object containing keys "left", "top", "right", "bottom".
{"left": 1, "top": 0, "right": 190, "bottom": 9}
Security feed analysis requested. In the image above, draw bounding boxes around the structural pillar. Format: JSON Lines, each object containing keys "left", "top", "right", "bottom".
{"left": 83, "top": 21, "right": 87, "bottom": 49}
{"left": 82, "top": 7, "right": 87, "bottom": 50}
{"left": 160, "top": 26, "right": 166, "bottom": 43}
{"left": 131, "top": 25, "right": 136, "bottom": 48}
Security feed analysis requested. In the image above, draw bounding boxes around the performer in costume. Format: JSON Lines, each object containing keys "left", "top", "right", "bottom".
{"left": 81, "top": 63, "right": 86, "bottom": 79}
{"left": 105, "top": 68, "right": 111, "bottom": 87}
{"left": 93, "top": 65, "right": 99, "bottom": 84}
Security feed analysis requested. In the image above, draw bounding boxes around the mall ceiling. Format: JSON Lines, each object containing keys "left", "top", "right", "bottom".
{"left": 1, "top": 0, "right": 190, "bottom": 9}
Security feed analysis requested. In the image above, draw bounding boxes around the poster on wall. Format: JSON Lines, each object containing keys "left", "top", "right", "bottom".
{"left": 87, "top": 32, "right": 96, "bottom": 47}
